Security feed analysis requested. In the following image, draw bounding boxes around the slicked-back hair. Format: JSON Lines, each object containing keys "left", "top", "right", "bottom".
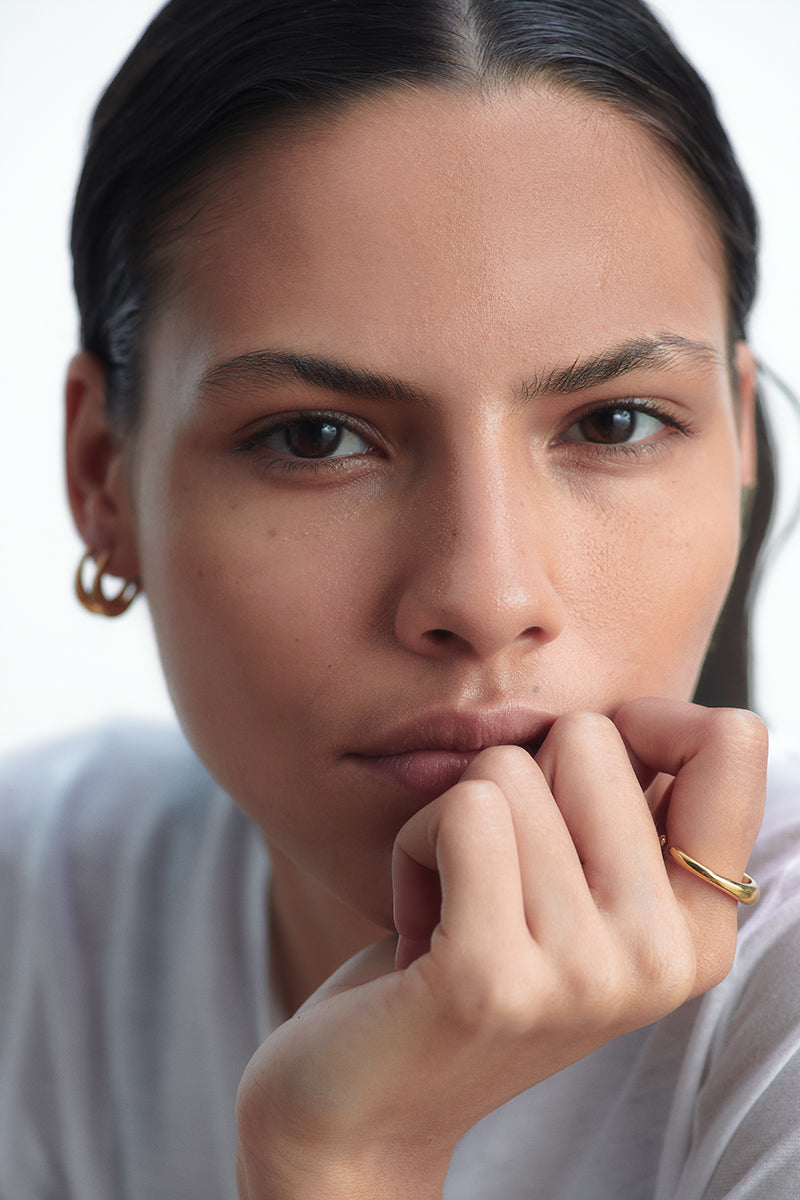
{"left": 70, "top": 0, "right": 774, "bottom": 709}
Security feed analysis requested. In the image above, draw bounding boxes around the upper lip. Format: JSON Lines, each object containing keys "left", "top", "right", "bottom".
{"left": 350, "top": 706, "right": 557, "bottom": 758}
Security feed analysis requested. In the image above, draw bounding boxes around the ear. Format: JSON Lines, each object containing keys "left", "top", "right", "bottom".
{"left": 65, "top": 351, "right": 142, "bottom": 582}
{"left": 733, "top": 341, "right": 757, "bottom": 491}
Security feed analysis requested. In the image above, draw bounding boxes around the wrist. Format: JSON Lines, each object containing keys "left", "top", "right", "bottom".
{"left": 236, "top": 1136, "right": 449, "bottom": 1200}
{"left": 235, "top": 1031, "right": 454, "bottom": 1200}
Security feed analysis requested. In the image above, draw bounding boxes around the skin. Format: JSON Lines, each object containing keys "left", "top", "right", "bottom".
{"left": 66, "top": 86, "right": 767, "bottom": 1195}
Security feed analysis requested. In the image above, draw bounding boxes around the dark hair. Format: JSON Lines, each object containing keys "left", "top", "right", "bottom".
{"left": 70, "top": 0, "right": 774, "bottom": 708}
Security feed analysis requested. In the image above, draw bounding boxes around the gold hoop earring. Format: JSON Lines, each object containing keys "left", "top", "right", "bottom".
{"left": 75, "top": 549, "right": 141, "bottom": 617}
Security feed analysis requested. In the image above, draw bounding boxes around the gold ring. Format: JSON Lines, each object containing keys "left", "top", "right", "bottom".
{"left": 665, "top": 842, "right": 759, "bottom": 905}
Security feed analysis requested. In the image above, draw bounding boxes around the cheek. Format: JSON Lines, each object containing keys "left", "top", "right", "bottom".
{"left": 139, "top": 485, "right": 384, "bottom": 788}
{"left": 574, "top": 476, "right": 742, "bottom": 698}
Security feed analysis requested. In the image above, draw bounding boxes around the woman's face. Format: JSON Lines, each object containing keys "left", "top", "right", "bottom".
{"left": 119, "top": 87, "right": 754, "bottom": 926}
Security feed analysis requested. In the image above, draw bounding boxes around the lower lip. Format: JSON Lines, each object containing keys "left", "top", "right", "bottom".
{"left": 351, "top": 749, "right": 487, "bottom": 799}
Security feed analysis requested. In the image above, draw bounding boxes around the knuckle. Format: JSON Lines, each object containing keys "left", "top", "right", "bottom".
{"left": 437, "top": 779, "right": 510, "bottom": 835}
{"left": 445, "top": 777, "right": 500, "bottom": 804}
{"left": 567, "top": 919, "right": 697, "bottom": 1029}
{"left": 701, "top": 706, "right": 769, "bottom": 762}
{"left": 443, "top": 777, "right": 504, "bottom": 812}
{"left": 472, "top": 743, "right": 537, "bottom": 776}
{"left": 646, "top": 943, "right": 696, "bottom": 1011}
{"left": 444, "top": 954, "right": 542, "bottom": 1035}
{"left": 537, "top": 917, "right": 627, "bottom": 1018}
{"left": 627, "top": 920, "right": 697, "bottom": 1018}
{"left": 546, "top": 711, "right": 617, "bottom": 754}
{"left": 560, "top": 945, "right": 620, "bottom": 1014}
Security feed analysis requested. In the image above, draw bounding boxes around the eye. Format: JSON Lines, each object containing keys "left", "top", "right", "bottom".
{"left": 561, "top": 403, "right": 673, "bottom": 446}
{"left": 254, "top": 415, "right": 372, "bottom": 460}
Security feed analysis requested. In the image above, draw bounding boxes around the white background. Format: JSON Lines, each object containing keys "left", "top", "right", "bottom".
{"left": 1, "top": 0, "right": 798, "bottom": 755}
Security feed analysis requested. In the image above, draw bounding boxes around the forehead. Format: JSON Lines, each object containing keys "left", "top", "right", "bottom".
{"left": 150, "top": 85, "right": 728, "bottom": 388}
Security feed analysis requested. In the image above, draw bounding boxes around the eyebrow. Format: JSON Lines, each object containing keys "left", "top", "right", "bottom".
{"left": 198, "top": 333, "right": 723, "bottom": 409}
{"left": 199, "top": 349, "right": 429, "bottom": 407}
{"left": 517, "top": 334, "right": 723, "bottom": 402}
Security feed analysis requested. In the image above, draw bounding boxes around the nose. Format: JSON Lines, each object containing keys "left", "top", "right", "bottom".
{"left": 392, "top": 461, "right": 567, "bottom": 662}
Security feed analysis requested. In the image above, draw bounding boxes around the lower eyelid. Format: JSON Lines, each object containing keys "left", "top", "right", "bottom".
{"left": 236, "top": 444, "right": 370, "bottom": 479}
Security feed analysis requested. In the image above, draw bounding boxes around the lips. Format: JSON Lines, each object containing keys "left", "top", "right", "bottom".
{"left": 347, "top": 707, "right": 556, "bottom": 799}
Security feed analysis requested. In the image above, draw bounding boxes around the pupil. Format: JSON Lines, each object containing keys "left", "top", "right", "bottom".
{"left": 581, "top": 408, "right": 635, "bottom": 444}
{"left": 287, "top": 420, "right": 342, "bottom": 458}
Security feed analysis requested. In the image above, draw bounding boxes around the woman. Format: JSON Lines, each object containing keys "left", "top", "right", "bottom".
{"left": 2, "top": 1, "right": 799, "bottom": 1196}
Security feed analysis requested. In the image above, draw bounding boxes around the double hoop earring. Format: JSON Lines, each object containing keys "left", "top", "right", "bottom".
{"left": 75, "top": 549, "right": 141, "bottom": 617}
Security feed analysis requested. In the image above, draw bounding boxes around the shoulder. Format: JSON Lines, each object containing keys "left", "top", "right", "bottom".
{"left": 0, "top": 719, "right": 214, "bottom": 814}
{"left": 0, "top": 725, "right": 269, "bottom": 1197}
{"left": 0, "top": 719, "right": 224, "bottom": 848}
{"left": 0, "top": 721, "right": 257, "bottom": 955}
{"left": 0, "top": 718, "right": 267, "bottom": 1041}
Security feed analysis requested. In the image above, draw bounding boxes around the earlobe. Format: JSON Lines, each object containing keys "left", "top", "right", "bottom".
{"left": 733, "top": 341, "right": 758, "bottom": 491}
{"left": 65, "top": 350, "right": 141, "bottom": 582}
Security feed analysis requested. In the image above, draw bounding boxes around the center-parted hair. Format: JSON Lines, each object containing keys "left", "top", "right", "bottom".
{"left": 70, "top": 0, "right": 774, "bottom": 707}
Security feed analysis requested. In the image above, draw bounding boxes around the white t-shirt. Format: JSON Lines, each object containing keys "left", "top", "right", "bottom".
{"left": 0, "top": 722, "right": 799, "bottom": 1199}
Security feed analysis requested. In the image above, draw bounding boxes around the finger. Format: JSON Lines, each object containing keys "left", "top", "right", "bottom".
{"left": 458, "top": 745, "right": 591, "bottom": 945}
{"left": 535, "top": 713, "right": 669, "bottom": 913}
{"left": 614, "top": 699, "right": 767, "bottom": 987}
{"left": 393, "top": 778, "right": 528, "bottom": 959}
{"left": 392, "top": 851, "right": 441, "bottom": 967}
{"left": 613, "top": 699, "right": 767, "bottom": 882}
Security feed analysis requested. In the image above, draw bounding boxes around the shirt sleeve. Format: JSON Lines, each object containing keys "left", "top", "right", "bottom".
{"left": 0, "top": 729, "right": 143, "bottom": 1199}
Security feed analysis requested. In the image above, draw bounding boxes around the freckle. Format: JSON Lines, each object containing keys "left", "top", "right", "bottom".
{"left": 197, "top": 567, "right": 205, "bottom": 580}
{"left": 267, "top": 527, "right": 278, "bottom": 538}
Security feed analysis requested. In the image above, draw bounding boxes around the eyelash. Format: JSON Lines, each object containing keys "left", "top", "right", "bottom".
{"left": 235, "top": 399, "right": 694, "bottom": 476}
{"left": 556, "top": 399, "right": 694, "bottom": 456}
{"left": 236, "top": 410, "right": 379, "bottom": 476}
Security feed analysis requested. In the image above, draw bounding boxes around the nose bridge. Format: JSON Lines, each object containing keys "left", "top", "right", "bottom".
{"left": 450, "top": 451, "right": 528, "bottom": 589}
{"left": 393, "top": 439, "right": 567, "bottom": 659}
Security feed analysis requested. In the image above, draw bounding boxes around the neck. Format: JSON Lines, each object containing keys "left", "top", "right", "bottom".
{"left": 268, "top": 844, "right": 390, "bottom": 1015}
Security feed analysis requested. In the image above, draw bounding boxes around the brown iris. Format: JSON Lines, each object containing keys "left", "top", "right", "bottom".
{"left": 283, "top": 418, "right": 344, "bottom": 458}
{"left": 578, "top": 408, "right": 637, "bottom": 444}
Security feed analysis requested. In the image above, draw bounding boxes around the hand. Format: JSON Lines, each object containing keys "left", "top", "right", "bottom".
{"left": 235, "top": 700, "right": 767, "bottom": 1198}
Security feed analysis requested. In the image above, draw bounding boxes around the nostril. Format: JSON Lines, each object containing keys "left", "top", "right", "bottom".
{"left": 427, "top": 629, "right": 454, "bottom": 643}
